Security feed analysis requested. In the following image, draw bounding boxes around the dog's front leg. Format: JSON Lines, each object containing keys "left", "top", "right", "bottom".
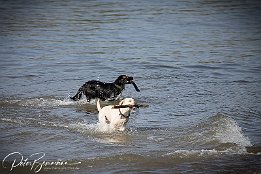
{"left": 115, "top": 92, "right": 122, "bottom": 100}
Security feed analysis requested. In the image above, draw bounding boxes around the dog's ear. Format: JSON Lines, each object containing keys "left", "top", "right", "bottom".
{"left": 119, "top": 99, "right": 125, "bottom": 105}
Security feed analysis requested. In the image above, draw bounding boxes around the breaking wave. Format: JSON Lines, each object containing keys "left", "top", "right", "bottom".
{"left": 170, "top": 113, "right": 253, "bottom": 155}
{"left": 212, "top": 114, "right": 252, "bottom": 147}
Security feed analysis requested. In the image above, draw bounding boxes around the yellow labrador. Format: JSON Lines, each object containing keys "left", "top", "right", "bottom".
{"left": 97, "top": 98, "right": 137, "bottom": 131}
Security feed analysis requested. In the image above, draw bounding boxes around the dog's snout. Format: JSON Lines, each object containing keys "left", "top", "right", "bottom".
{"left": 128, "top": 76, "right": 133, "bottom": 81}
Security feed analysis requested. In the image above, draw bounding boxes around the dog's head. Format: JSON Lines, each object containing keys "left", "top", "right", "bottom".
{"left": 119, "top": 98, "right": 137, "bottom": 109}
{"left": 115, "top": 75, "right": 133, "bottom": 84}
{"left": 115, "top": 75, "right": 140, "bottom": 92}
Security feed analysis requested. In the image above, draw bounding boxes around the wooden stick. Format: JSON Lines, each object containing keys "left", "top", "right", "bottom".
{"left": 112, "top": 104, "right": 149, "bottom": 109}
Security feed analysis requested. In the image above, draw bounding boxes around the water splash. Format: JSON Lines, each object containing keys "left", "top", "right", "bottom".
{"left": 213, "top": 114, "right": 252, "bottom": 148}
{"left": 198, "top": 113, "right": 252, "bottom": 155}
{"left": 165, "top": 149, "right": 225, "bottom": 158}
{"left": 0, "top": 97, "right": 89, "bottom": 107}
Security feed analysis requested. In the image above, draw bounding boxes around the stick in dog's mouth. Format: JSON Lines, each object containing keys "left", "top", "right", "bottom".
{"left": 131, "top": 81, "right": 140, "bottom": 92}
{"left": 112, "top": 104, "right": 140, "bottom": 109}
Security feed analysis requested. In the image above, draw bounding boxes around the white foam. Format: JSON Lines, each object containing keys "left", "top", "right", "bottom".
{"left": 0, "top": 117, "right": 23, "bottom": 124}
{"left": 66, "top": 122, "right": 96, "bottom": 133}
{"left": 65, "top": 122, "right": 116, "bottom": 134}
{"left": 96, "top": 122, "right": 118, "bottom": 133}
{"left": 24, "top": 98, "right": 88, "bottom": 107}
{"left": 214, "top": 116, "right": 252, "bottom": 148}
{"left": 165, "top": 149, "right": 228, "bottom": 158}
{"left": 3, "top": 97, "right": 89, "bottom": 107}
{"left": 147, "top": 136, "right": 165, "bottom": 142}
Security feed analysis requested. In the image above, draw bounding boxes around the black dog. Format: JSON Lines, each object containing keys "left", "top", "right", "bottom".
{"left": 70, "top": 75, "right": 140, "bottom": 101}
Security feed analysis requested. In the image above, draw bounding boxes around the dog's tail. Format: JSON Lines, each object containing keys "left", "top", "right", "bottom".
{"left": 97, "top": 99, "right": 102, "bottom": 112}
{"left": 70, "top": 86, "right": 83, "bottom": 101}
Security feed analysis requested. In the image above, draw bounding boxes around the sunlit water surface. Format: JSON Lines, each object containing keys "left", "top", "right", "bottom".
{"left": 0, "top": 1, "right": 261, "bottom": 173}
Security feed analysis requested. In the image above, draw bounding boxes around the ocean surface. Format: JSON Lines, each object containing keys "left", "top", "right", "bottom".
{"left": 0, "top": 0, "right": 261, "bottom": 173}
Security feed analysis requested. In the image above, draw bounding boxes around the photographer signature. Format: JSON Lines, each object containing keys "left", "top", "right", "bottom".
{"left": 2, "top": 152, "right": 80, "bottom": 173}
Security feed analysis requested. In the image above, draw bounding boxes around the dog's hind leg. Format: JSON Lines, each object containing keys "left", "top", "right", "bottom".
{"left": 70, "top": 87, "right": 83, "bottom": 101}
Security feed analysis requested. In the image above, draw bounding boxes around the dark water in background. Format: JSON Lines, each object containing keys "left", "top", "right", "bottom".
{"left": 0, "top": 0, "right": 261, "bottom": 173}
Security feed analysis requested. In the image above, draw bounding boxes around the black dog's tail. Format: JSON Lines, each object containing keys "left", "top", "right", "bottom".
{"left": 70, "top": 86, "right": 83, "bottom": 101}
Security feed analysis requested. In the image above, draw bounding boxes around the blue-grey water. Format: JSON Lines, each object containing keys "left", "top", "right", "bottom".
{"left": 0, "top": 0, "right": 261, "bottom": 173}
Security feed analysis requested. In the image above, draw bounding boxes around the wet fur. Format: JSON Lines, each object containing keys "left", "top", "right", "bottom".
{"left": 70, "top": 75, "right": 140, "bottom": 101}
{"left": 97, "top": 98, "right": 136, "bottom": 131}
